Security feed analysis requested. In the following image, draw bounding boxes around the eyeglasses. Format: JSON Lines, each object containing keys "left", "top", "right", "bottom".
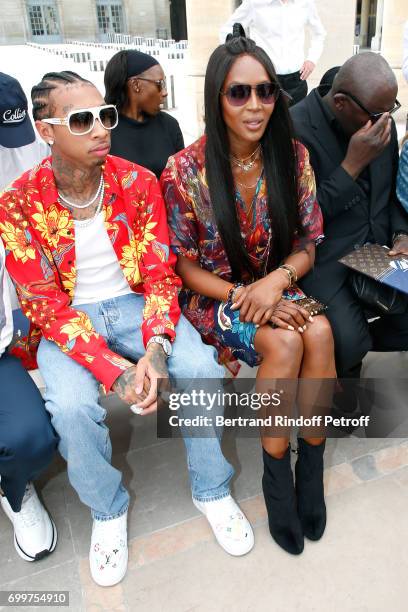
{"left": 337, "top": 90, "right": 401, "bottom": 123}
{"left": 135, "top": 77, "right": 167, "bottom": 92}
{"left": 220, "top": 82, "right": 282, "bottom": 106}
{"left": 41, "top": 104, "right": 118, "bottom": 136}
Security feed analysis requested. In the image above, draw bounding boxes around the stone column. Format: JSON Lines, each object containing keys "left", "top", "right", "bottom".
{"left": 304, "top": 0, "right": 356, "bottom": 90}
{"left": 359, "top": 0, "right": 370, "bottom": 48}
{"left": 371, "top": 0, "right": 385, "bottom": 52}
{"left": 380, "top": 0, "right": 406, "bottom": 65}
{"left": 180, "top": 0, "right": 234, "bottom": 141}
{"left": 378, "top": 0, "right": 408, "bottom": 115}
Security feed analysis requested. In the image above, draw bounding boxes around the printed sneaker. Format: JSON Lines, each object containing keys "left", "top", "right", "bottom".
{"left": 193, "top": 495, "right": 254, "bottom": 556}
{"left": 0, "top": 483, "right": 57, "bottom": 562}
{"left": 89, "top": 511, "right": 128, "bottom": 587}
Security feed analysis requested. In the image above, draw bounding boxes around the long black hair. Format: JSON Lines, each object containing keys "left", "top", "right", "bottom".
{"left": 204, "top": 35, "right": 303, "bottom": 281}
{"left": 104, "top": 50, "right": 129, "bottom": 111}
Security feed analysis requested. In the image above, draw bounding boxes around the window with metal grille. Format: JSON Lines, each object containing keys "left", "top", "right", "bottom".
{"left": 96, "top": 1, "right": 124, "bottom": 34}
{"left": 27, "top": 1, "right": 60, "bottom": 37}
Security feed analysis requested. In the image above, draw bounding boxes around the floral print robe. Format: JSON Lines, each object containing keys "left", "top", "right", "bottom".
{"left": 161, "top": 136, "right": 323, "bottom": 374}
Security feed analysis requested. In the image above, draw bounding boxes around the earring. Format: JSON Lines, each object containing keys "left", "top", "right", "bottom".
{"left": 48, "top": 140, "right": 54, "bottom": 146}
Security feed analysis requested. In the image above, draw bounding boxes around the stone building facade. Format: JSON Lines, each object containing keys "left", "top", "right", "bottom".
{"left": 0, "top": 0, "right": 172, "bottom": 44}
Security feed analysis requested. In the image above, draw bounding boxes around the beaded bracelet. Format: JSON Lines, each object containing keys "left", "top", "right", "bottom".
{"left": 224, "top": 284, "right": 234, "bottom": 303}
{"left": 227, "top": 282, "right": 244, "bottom": 304}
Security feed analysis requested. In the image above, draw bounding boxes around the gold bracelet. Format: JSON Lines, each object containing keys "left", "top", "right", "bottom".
{"left": 278, "top": 264, "right": 296, "bottom": 288}
{"left": 281, "top": 263, "right": 298, "bottom": 282}
{"left": 278, "top": 266, "right": 292, "bottom": 289}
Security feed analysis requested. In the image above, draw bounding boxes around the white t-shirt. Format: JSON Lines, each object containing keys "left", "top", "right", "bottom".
{"left": 72, "top": 212, "right": 133, "bottom": 306}
{"left": 220, "top": 0, "right": 326, "bottom": 75}
{"left": 0, "top": 240, "right": 13, "bottom": 357}
{"left": 0, "top": 138, "right": 49, "bottom": 191}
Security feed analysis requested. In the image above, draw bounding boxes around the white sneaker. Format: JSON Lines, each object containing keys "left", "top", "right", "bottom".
{"left": 0, "top": 483, "right": 57, "bottom": 562}
{"left": 193, "top": 495, "right": 254, "bottom": 556}
{"left": 89, "top": 511, "right": 128, "bottom": 587}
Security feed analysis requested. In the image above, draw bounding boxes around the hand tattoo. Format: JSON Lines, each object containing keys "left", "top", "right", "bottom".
{"left": 146, "top": 344, "right": 169, "bottom": 377}
{"left": 113, "top": 366, "right": 146, "bottom": 405}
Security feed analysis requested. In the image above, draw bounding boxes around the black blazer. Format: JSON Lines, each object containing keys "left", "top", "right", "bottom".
{"left": 290, "top": 88, "right": 408, "bottom": 302}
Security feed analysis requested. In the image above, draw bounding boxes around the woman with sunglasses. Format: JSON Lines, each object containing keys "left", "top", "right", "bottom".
{"left": 104, "top": 50, "right": 184, "bottom": 179}
{"left": 161, "top": 32, "right": 336, "bottom": 556}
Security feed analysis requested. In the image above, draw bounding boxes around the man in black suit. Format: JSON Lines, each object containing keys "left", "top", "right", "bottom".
{"left": 290, "top": 52, "right": 408, "bottom": 387}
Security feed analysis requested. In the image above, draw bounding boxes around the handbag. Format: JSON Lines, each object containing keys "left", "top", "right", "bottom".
{"left": 288, "top": 294, "right": 327, "bottom": 316}
{"left": 268, "top": 292, "right": 326, "bottom": 329}
{"left": 349, "top": 271, "right": 408, "bottom": 315}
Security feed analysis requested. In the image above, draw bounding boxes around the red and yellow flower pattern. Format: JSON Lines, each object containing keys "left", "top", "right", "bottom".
{"left": 0, "top": 155, "right": 181, "bottom": 391}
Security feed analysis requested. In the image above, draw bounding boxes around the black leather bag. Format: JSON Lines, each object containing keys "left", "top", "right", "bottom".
{"left": 350, "top": 271, "right": 408, "bottom": 315}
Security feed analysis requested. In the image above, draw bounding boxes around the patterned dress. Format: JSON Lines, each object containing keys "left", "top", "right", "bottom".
{"left": 161, "top": 136, "right": 323, "bottom": 374}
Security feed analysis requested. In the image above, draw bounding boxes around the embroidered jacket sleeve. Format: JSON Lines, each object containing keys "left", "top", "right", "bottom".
{"left": 0, "top": 179, "right": 133, "bottom": 393}
{"left": 292, "top": 142, "right": 324, "bottom": 252}
{"left": 160, "top": 155, "right": 200, "bottom": 262}
{"left": 134, "top": 172, "right": 181, "bottom": 345}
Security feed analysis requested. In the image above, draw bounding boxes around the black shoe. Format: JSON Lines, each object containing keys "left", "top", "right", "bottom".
{"left": 262, "top": 446, "right": 304, "bottom": 555}
{"left": 295, "top": 439, "right": 326, "bottom": 541}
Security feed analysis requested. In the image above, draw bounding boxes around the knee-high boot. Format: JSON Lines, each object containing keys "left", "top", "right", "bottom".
{"left": 262, "top": 446, "right": 304, "bottom": 555}
{"left": 295, "top": 438, "right": 326, "bottom": 541}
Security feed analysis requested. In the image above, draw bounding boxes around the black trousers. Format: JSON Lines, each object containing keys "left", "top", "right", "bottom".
{"left": 277, "top": 71, "right": 308, "bottom": 106}
{"left": 0, "top": 354, "right": 58, "bottom": 511}
{"left": 324, "top": 284, "right": 408, "bottom": 378}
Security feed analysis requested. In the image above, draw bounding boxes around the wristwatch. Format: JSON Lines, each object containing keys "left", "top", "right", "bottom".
{"left": 146, "top": 335, "right": 172, "bottom": 357}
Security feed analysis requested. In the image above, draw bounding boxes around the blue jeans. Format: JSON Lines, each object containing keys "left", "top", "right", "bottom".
{"left": 37, "top": 293, "right": 233, "bottom": 520}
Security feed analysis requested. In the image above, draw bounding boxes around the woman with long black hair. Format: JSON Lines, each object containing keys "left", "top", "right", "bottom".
{"left": 161, "top": 31, "right": 336, "bottom": 556}
{"left": 104, "top": 50, "right": 184, "bottom": 179}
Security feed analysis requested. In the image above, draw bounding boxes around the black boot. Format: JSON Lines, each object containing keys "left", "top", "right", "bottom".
{"left": 262, "top": 446, "right": 304, "bottom": 555}
{"left": 295, "top": 438, "right": 326, "bottom": 541}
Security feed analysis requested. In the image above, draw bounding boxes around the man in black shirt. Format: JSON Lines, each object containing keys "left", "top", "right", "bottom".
{"left": 290, "top": 52, "right": 408, "bottom": 385}
{"left": 105, "top": 50, "right": 184, "bottom": 179}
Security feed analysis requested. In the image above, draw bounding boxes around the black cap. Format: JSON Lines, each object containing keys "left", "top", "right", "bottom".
{"left": 0, "top": 72, "right": 35, "bottom": 149}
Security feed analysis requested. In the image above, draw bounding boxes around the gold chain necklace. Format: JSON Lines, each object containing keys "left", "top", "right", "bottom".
{"left": 230, "top": 145, "right": 261, "bottom": 172}
{"left": 235, "top": 170, "right": 264, "bottom": 221}
{"left": 235, "top": 167, "right": 264, "bottom": 190}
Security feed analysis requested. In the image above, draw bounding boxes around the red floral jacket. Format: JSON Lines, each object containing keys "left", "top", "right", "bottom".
{"left": 0, "top": 155, "right": 181, "bottom": 391}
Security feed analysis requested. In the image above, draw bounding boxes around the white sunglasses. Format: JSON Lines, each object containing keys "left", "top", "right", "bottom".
{"left": 42, "top": 104, "right": 118, "bottom": 136}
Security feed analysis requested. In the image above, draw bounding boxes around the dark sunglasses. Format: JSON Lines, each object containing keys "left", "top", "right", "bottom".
{"left": 337, "top": 90, "right": 401, "bottom": 123}
{"left": 136, "top": 77, "right": 167, "bottom": 92}
{"left": 220, "top": 82, "right": 282, "bottom": 106}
